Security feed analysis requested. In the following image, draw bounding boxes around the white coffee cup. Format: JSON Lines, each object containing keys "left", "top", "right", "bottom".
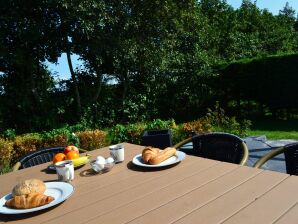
{"left": 55, "top": 160, "right": 74, "bottom": 182}
{"left": 109, "top": 144, "right": 125, "bottom": 163}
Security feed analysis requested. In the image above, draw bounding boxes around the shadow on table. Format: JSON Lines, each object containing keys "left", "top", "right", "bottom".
{"left": 0, "top": 203, "right": 62, "bottom": 222}
{"left": 126, "top": 161, "right": 180, "bottom": 172}
{"left": 79, "top": 168, "right": 113, "bottom": 177}
{"left": 40, "top": 167, "right": 56, "bottom": 174}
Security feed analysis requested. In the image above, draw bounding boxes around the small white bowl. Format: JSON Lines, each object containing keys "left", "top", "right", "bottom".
{"left": 90, "top": 159, "right": 115, "bottom": 174}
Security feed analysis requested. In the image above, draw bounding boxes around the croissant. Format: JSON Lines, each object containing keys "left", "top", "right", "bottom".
{"left": 149, "top": 147, "right": 177, "bottom": 165}
{"left": 142, "top": 146, "right": 160, "bottom": 163}
{"left": 5, "top": 193, "right": 54, "bottom": 209}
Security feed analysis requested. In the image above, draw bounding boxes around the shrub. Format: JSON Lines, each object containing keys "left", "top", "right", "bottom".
{"left": 2, "top": 128, "right": 16, "bottom": 140}
{"left": 170, "top": 124, "right": 187, "bottom": 145}
{"left": 108, "top": 119, "right": 179, "bottom": 145}
{"left": 178, "top": 103, "right": 251, "bottom": 142}
{"left": 76, "top": 130, "right": 109, "bottom": 151}
{"left": 0, "top": 113, "right": 251, "bottom": 175}
{"left": 41, "top": 134, "right": 69, "bottom": 148}
{"left": 108, "top": 124, "right": 128, "bottom": 144}
{"left": 0, "top": 163, "right": 12, "bottom": 175}
{"left": 40, "top": 127, "right": 79, "bottom": 147}
{"left": 146, "top": 119, "right": 177, "bottom": 130}
{"left": 0, "top": 138, "right": 13, "bottom": 173}
{"left": 145, "top": 119, "right": 183, "bottom": 144}
{"left": 125, "top": 123, "right": 146, "bottom": 144}
{"left": 205, "top": 102, "right": 251, "bottom": 137}
{"left": 182, "top": 119, "right": 213, "bottom": 136}
{"left": 12, "top": 133, "right": 43, "bottom": 164}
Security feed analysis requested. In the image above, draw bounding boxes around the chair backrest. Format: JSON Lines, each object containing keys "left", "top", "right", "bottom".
{"left": 192, "top": 132, "right": 246, "bottom": 164}
{"left": 19, "top": 146, "right": 65, "bottom": 169}
{"left": 284, "top": 143, "right": 298, "bottom": 175}
{"left": 141, "top": 129, "right": 173, "bottom": 149}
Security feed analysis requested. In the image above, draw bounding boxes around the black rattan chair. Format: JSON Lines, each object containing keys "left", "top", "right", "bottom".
{"left": 253, "top": 142, "right": 298, "bottom": 175}
{"left": 12, "top": 146, "right": 87, "bottom": 171}
{"left": 174, "top": 132, "right": 249, "bottom": 165}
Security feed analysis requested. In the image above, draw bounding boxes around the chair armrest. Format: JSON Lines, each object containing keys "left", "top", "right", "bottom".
{"left": 79, "top": 148, "right": 88, "bottom": 153}
{"left": 240, "top": 141, "right": 249, "bottom": 166}
{"left": 12, "top": 162, "right": 22, "bottom": 172}
{"left": 253, "top": 146, "right": 285, "bottom": 168}
{"left": 173, "top": 137, "right": 192, "bottom": 149}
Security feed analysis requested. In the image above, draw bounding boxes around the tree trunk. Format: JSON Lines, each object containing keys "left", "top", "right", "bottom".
{"left": 66, "top": 50, "right": 81, "bottom": 116}
{"left": 91, "top": 69, "right": 103, "bottom": 103}
{"left": 119, "top": 71, "right": 129, "bottom": 123}
{"left": 30, "top": 60, "right": 41, "bottom": 105}
{"left": 122, "top": 72, "right": 129, "bottom": 103}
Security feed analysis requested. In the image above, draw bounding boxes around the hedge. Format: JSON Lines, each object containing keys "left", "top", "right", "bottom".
{"left": 0, "top": 114, "right": 251, "bottom": 174}
{"left": 215, "top": 53, "right": 298, "bottom": 118}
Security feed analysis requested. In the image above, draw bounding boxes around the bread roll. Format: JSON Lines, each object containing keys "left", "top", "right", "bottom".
{"left": 12, "top": 179, "right": 46, "bottom": 197}
{"left": 5, "top": 193, "right": 54, "bottom": 209}
{"left": 142, "top": 146, "right": 160, "bottom": 163}
{"left": 149, "top": 147, "right": 177, "bottom": 165}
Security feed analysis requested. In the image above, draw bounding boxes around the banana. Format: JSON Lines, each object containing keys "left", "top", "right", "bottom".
{"left": 71, "top": 155, "right": 90, "bottom": 167}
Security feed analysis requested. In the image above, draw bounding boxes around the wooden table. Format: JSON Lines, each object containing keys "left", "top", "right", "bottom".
{"left": 1, "top": 143, "right": 298, "bottom": 223}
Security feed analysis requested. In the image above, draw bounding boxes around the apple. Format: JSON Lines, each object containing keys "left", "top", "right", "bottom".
{"left": 64, "top": 145, "right": 79, "bottom": 155}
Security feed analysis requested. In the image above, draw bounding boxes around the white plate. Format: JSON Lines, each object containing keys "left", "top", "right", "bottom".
{"left": 132, "top": 151, "right": 186, "bottom": 168}
{"left": 0, "top": 182, "right": 74, "bottom": 214}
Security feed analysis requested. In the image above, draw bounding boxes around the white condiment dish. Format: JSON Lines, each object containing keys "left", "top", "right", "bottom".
{"left": 90, "top": 157, "right": 115, "bottom": 174}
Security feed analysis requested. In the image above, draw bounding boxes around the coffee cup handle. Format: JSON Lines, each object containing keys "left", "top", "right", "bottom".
{"left": 65, "top": 164, "right": 73, "bottom": 181}
{"left": 70, "top": 167, "right": 74, "bottom": 180}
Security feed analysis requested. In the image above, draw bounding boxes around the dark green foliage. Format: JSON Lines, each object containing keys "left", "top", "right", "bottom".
{"left": 0, "top": 0, "right": 297, "bottom": 133}
{"left": 108, "top": 119, "right": 177, "bottom": 144}
{"left": 2, "top": 129, "right": 16, "bottom": 140}
{"left": 40, "top": 126, "right": 80, "bottom": 147}
{"left": 217, "top": 53, "right": 298, "bottom": 119}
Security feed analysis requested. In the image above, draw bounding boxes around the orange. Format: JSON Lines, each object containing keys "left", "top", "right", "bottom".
{"left": 65, "top": 151, "right": 79, "bottom": 160}
{"left": 53, "top": 153, "right": 66, "bottom": 164}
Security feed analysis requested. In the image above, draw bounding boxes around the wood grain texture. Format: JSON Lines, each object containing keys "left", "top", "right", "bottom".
{"left": 1, "top": 143, "right": 298, "bottom": 224}
{"left": 223, "top": 175, "right": 298, "bottom": 224}
{"left": 274, "top": 202, "right": 298, "bottom": 224}
{"left": 123, "top": 166, "right": 261, "bottom": 224}
{"left": 173, "top": 170, "right": 288, "bottom": 224}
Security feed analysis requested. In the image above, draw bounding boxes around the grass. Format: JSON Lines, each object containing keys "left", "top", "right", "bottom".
{"left": 247, "top": 119, "right": 298, "bottom": 140}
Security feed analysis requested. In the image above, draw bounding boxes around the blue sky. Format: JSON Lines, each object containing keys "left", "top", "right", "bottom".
{"left": 48, "top": 0, "right": 298, "bottom": 80}
{"left": 227, "top": 0, "right": 298, "bottom": 14}
{"left": 47, "top": 54, "right": 80, "bottom": 80}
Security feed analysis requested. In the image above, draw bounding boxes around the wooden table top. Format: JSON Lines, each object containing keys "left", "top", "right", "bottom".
{"left": 1, "top": 143, "right": 298, "bottom": 224}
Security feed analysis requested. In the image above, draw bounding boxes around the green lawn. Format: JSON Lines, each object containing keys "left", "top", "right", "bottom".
{"left": 247, "top": 119, "right": 298, "bottom": 140}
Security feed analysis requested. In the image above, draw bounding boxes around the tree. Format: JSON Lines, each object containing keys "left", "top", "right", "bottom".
{"left": 279, "top": 2, "right": 296, "bottom": 20}
{"left": 0, "top": 0, "right": 63, "bottom": 132}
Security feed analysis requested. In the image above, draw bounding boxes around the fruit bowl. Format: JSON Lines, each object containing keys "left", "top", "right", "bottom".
{"left": 48, "top": 154, "right": 91, "bottom": 171}
{"left": 90, "top": 159, "right": 115, "bottom": 174}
